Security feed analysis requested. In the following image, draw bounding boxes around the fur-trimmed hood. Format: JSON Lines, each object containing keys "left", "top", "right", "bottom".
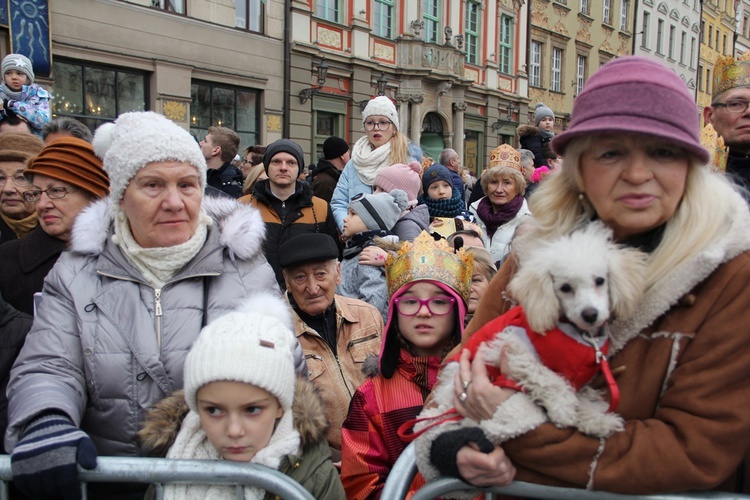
{"left": 517, "top": 124, "right": 540, "bottom": 138}
{"left": 70, "top": 196, "right": 266, "bottom": 260}
{"left": 138, "top": 377, "right": 329, "bottom": 458}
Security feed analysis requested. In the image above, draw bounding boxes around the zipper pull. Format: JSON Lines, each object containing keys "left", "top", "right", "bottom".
{"left": 154, "top": 288, "right": 163, "bottom": 317}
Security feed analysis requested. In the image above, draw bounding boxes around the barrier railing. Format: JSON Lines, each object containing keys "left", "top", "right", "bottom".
{"left": 0, "top": 455, "right": 314, "bottom": 500}
{"left": 383, "top": 443, "right": 750, "bottom": 500}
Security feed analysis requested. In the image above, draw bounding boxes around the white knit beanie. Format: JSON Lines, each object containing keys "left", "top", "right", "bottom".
{"left": 1, "top": 54, "right": 34, "bottom": 84}
{"left": 362, "top": 96, "right": 399, "bottom": 131}
{"left": 184, "top": 292, "right": 297, "bottom": 414}
{"left": 92, "top": 111, "right": 207, "bottom": 201}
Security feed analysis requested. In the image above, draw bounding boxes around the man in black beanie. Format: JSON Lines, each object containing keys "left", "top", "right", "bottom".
{"left": 312, "top": 136, "right": 349, "bottom": 203}
{"left": 241, "top": 138, "right": 341, "bottom": 288}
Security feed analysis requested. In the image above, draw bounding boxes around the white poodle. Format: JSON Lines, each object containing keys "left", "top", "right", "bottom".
{"left": 415, "top": 222, "right": 647, "bottom": 445}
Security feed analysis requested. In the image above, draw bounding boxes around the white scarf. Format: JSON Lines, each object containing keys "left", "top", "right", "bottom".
{"left": 350, "top": 135, "right": 393, "bottom": 185}
{"left": 112, "top": 206, "right": 211, "bottom": 289}
{"left": 163, "top": 410, "right": 300, "bottom": 500}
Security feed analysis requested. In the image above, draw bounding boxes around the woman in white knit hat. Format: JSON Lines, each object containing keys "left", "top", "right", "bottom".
{"left": 138, "top": 291, "right": 345, "bottom": 499}
{"left": 5, "top": 111, "right": 292, "bottom": 500}
{"left": 330, "top": 96, "right": 421, "bottom": 230}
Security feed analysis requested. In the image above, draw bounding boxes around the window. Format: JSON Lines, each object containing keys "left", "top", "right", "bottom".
{"left": 580, "top": 0, "right": 589, "bottom": 15}
{"left": 530, "top": 41, "right": 542, "bottom": 87}
{"left": 465, "top": 0, "right": 480, "bottom": 64}
{"left": 603, "top": 0, "right": 611, "bottom": 24}
{"left": 715, "top": 30, "right": 720, "bottom": 51}
{"left": 499, "top": 14, "right": 513, "bottom": 75}
{"left": 706, "top": 68, "right": 711, "bottom": 95}
{"left": 51, "top": 60, "right": 147, "bottom": 131}
{"left": 423, "top": 0, "right": 440, "bottom": 43}
{"left": 551, "top": 47, "right": 562, "bottom": 92}
{"left": 151, "top": 0, "right": 184, "bottom": 14}
{"left": 744, "top": 16, "right": 749, "bottom": 37}
{"left": 316, "top": 0, "right": 339, "bottom": 22}
{"left": 680, "top": 31, "right": 686, "bottom": 64}
{"left": 235, "top": 0, "right": 264, "bottom": 32}
{"left": 700, "top": 20, "right": 705, "bottom": 43}
{"left": 374, "top": 0, "right": 394, "bottom": 38}
{"left": 723, "top": 34, "right": 728, "bottom": 54}
{"left": 690, "top": 36, "right": 696, "bottom": 68}
{"left": 576, "top": 55, "right": 586, "bottom": 95}
{"left": 668, "top": 25, "right": 675, "bottom": 59}
{"left": 313, "top": 96, "right": 347, "bottom": 159}
{"left": 619, "top": 0, "right": 629, "bottom": 31}
{"left": 641, "top": 12, "right": 649, "bottom": 48}
{"left": 708, "top": 25, "right": 713, "bottom": 48}
{"left": 698, "top": 64, "right": 703, "bottom": 91}
{"left": 657, "top": 19, "right": 664, "bottom": 54}
{"left": 191, "top": 82, "right": 260, "bottom": 148}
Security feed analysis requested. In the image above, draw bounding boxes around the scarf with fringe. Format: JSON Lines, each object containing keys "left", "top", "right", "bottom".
{"left": 350, "top": 136, "right": 393, "bottom": 185}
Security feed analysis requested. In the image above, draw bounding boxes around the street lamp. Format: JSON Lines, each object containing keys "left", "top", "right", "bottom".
{"left": 376, "top": 73, "right": 388, "bottom": 96}
{"left": 491, "top": 102, "right": 517, "bottom": 132}
{"left": 299, "top": 59, "right": 330, "bottom": 104}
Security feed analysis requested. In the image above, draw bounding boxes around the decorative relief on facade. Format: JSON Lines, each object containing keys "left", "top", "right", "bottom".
{"left": 498, "top": 77, "right": 513, "bottom": 92}
{"left": 267, "top": 114, "right": 282, "bottom": 133}
{"left": 374, "top": 41, "right": 395, "bottom": 62}
{"left": 552, "top": 4, "right": 569, "bottom": 17}
{"left": 576, "top": 16, "right": 592, "bottom": 44}
{"left": 317, "top": 26, "right": 342, "bottom": 49}
{"left": 600, "top": 39, "right": 614, "bottom": 54}
{"left": 617, "top": 34, "right": 630, "bottom": 55}
{"left": 529, "top": 88, "right": 546, "bottom": 106}
{"left": 553, "top": 21, "right": 569, "bottom": 36}
{"left": 531, "top": 3, "right": 549, "bottom": 28}
{"left": 464, "top": 67, "right": 480, "bottom": 83}
{"left": 547, "top": 92, "right": 564, "bottom": 110}
{"left": 409, "top": 94, "right": 424, "bottom": 104}
{"left": 453, "top": 101, "right": 467, "bottom": 112}
{"left": 162, "top": 101, "right": 187, "bottom": 122}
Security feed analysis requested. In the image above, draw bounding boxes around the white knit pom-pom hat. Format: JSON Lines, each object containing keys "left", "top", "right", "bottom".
{"left": 183, "top": 292, "right": 297, "bottom": 414}
{"left": 92, "top": 111, "right": 207, "bottom": 201}
{"left": 362, "top": 96, "right": 399, "bottom": 131}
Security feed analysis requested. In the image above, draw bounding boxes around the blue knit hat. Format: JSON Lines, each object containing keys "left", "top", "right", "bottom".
{"left": 422, "top": 164, "right": 453, "bottom": 194}
{"left": 534, "top": 102, "right": 555, "bottom": 127}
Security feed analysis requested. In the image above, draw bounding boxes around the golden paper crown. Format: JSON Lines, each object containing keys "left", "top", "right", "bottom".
{"left": 713, "top": 52, "right": 750, "bottom": 98}
{"left": 385, "top": 231, "right": 473, "bottom": 304}
{"left": 488, "top": 144, "right": 522, "bottom": 171}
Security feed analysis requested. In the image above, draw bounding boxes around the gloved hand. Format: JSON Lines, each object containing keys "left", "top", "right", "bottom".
{"left": 430, "top": 426, "right": 494, "bottom": 481}
{"left": 11, "top": 411, "right": 98, "bottom": 500}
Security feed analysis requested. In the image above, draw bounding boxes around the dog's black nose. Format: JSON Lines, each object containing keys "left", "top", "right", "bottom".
{"left": 581, "top": 308, "right": 598, "bottom": 324}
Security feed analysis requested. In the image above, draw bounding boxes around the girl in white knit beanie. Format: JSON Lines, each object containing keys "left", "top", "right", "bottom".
{"left": 138, "top": 292, "right": 345, "bottom": 499}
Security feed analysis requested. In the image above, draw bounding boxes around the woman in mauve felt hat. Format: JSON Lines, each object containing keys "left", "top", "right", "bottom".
{"left": 414, "top": 56, "right": 750, "bottom": 495}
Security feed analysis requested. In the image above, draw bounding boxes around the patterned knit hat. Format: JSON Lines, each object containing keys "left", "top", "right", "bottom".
{"left": 25, "top": 138, "right": 110, "bottom": 198}
{"left": 362, "top": 96, "right": 399, "bottom": 131}
{"left": 92, "top": 111, "right": 207, "bottom": 201}
{"left": 183, "top": 292, "right": 297, "bottom": 414}
{"left": 349, "top": 189, "right": 408, "bottom": 231}
{"left": 534, "top": 102, "right": 554, "bottom": 127}
{"left": 421, "top": 164, "right": 454, "bottom": 194}
{"left": 2, "top": 54, "right": 34, "bottom": 84}
{"left": 374, "top": 161, "right": 422, "bottom": 204}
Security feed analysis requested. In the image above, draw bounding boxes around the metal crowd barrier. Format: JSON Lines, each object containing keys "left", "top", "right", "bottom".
{"left": 383, "top": 443, "right": 750, "bottom": 500}
{"left": 0, "top": 455, "right": 314, "bottom": 500}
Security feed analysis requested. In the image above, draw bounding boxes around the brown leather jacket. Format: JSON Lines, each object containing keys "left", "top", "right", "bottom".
{"left": 289, "top": 294, "right": 383, "bottom": 451}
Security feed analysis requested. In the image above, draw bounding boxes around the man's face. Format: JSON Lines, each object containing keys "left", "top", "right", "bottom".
{"left": 704, "top": 88, "right": 750, "bottom": 154}
{"left": 199, "top": 134, "right": 219, "bottom": 161}
{"left": 284, "top": 260, "right": 341, "bottom": 316}
{"left": 448, "top": 155, "right": 461, "bottom": 172}
{"left": 267, "top": 152, "right": 299, "bottom": 188}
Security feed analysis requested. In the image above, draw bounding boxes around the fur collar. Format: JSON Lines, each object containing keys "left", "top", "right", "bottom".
{"left": 70, "top": 196, "right": 266, "bottom": 260}
{"left": 517, "top": 124, "right": 540, "bottom": 137}
{"left": 609, "top": 195, "right": 750, "bottom": 355}
{"left": 138, "top": 377, "right": 329, "bottom": 457}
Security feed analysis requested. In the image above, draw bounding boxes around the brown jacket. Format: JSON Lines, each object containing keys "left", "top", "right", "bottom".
{"left": 290, "top": 294, "right": 383, "bottom": 451}
{"left": 454, "top": 241, "right": 750, "bottom": 494}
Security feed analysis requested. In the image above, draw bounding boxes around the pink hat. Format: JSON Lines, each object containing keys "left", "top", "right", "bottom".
{"left": 374, "top": 161, "right": 422, "bottom": 204}
{"left": 552, "top": 56, "right": 709, "bottom": 164}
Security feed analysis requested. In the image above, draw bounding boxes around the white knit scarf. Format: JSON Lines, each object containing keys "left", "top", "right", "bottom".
{"left": 350, "top": 135, "right": 393, "bottom": 185}
{"left": 112, "top": 207, "right": 211, "bottom": 289}
{"left": 163, "top": 410, "right": 300, "bottom": 500}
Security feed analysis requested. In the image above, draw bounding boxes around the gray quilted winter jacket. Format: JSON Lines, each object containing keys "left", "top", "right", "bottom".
{"left": 5, "top": 197, "right": 281, "bottom": 456}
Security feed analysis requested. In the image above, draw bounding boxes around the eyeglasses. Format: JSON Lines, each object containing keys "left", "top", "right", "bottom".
{"left": 364, "top": 120, "right": 393, "bottom": 131}
{"left": 22, "top": 186, "right": 78, "bottom": 202}
{"left": 712, "top": 99, "right": 750, "bottom": 113}
{"left": 393, "top": 296, "right": 457, "bottom": 316}
{"left": 0, "top": 172, "right": 30, "bottom": 187}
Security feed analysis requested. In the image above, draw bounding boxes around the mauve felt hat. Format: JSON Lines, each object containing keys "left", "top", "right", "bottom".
{"left": 552, "top": 56, "right": 710, "bottom": 164}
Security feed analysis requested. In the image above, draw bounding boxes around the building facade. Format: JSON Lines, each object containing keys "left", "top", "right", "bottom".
{"left": 632, "top": 0, "right": 701, "bottom": 94}
{"left": 698, "top": 0, "right": 736, "bottom": 123}
{"left": 735, "top": 0, "right": 750, "bottom": 56}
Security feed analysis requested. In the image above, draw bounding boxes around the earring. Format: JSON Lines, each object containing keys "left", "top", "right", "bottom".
{"left": 578, "top": 193, "right": 585, "bottom": 201}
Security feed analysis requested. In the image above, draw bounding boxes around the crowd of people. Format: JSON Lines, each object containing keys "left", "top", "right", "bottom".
{"left": 1, "top": 51, "right": 750, "bottom": 500}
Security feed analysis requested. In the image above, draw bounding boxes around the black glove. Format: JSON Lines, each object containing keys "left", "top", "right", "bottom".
{"left": 430, "top": 426, "right": 494, "bottom": 481}
{"left": 11, "top": 411, "right": 98, "bottom": 500}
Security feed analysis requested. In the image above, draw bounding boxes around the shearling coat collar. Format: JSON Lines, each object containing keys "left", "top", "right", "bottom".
{"left": 70, "top": 196, "right": 266, "bottom": 261}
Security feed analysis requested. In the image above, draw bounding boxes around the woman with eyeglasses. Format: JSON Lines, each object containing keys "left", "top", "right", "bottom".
{"left": 330, "top": 96, "right": 418, "bottom": 231}
{"left": 0, "top": 133, "right": 44, "bottom": 245}
{"left": 0, "top": 137, "right": 109, "bottom": 316}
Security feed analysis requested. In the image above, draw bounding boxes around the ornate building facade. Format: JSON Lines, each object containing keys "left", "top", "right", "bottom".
{"left": 698, "top": 0, "right": 737, "bottom": 123}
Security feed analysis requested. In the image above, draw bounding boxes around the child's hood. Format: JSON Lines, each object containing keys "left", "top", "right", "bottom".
{"left": 138, "top": 377, "right": 330, "bottom": 457}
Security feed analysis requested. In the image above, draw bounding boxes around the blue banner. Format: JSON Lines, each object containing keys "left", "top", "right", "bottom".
{"left": 0, "top": 0, "right": 8, "bottom": 27}
{"left": 9, "top": 0, "right": 51, "bottom": 76}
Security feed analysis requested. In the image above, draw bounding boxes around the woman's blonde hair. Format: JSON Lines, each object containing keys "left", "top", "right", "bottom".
{"left": 242, "top": 163, "right": 266, "bottom": 195}
{"left": 388, "top": 131, "right": 409, "bottom": 165}
{"left": 480, "top": 166, "right": 526, "bottom": 197}
{"left": 528, "top": 135, "right": 743, "bottom": 289}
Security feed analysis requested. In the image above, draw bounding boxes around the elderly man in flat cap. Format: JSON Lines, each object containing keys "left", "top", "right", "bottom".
{"left": 280, "top": 233, "right": 382, "bottom": 462}
{"left": 704, "top": 54, "right": 750, "bottom": 192}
